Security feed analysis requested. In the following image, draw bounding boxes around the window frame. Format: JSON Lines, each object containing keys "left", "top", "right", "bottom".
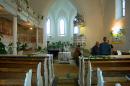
{"left": 115, "top": 0, "right": 126, "bottom": 19}
{"left": 74, "top": 26, "right": 80, "bottom": 34}
{"left": 122, "top": 0, "right": 126, "bottom": 17}
{"left": 46, "top": 18, "right": 51, "bottom": 36}
{"left": 58, "top": 18, "right": 65, "bottom": 36}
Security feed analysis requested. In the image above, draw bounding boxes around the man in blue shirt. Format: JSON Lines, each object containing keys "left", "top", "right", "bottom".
{"left": 99, "top": 37, "right": 111, "bottom": 55}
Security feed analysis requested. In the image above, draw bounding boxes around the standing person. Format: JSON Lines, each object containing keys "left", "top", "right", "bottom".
{"left": 99, "top": 37, "right": 111, "bottom": 55}
{"left": 73, "top": 45, "right": 82, "bottom": 66}
{"left": 91, "top": 41, "right": 100, "bottom": 55}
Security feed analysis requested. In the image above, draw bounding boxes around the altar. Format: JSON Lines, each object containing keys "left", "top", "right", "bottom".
{"left": 58, "top": 52, "right": 72, "bottom": 63}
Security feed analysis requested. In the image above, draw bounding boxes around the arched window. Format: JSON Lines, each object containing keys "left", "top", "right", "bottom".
{"left": 59, "top": 19, "right": 65, "bottom": 36}
{"left": 115, "top": 0, "right": 126, "bottom": 19}
{"left": 122, "top": 0, "right": 126, "bottom": 17}
{"left": 46, "top": 18, "right": 51, "bottom": 36}
{"left": 74, "top": 26, "right": 79, "bottom": 34}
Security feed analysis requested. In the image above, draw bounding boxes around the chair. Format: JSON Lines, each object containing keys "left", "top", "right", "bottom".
{"left": 24, "top": 69, "right": 32, "bottom": 86}
{"left": 97, "top": 68, "right": 104, "bottom": 86}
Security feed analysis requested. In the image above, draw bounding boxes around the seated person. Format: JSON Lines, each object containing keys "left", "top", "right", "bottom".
{"left": 91, "top": 41, "right": 100, "bottom": 55}
{"left": 99, "top": 37, "right": 111, "bottom": 55}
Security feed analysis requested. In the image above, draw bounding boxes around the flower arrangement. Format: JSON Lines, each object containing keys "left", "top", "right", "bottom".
{"left": 73, "top": 13, "right": 85, "bottom": 26}
{"left": 111, "top": 27, "right": 126, "bottom": 44}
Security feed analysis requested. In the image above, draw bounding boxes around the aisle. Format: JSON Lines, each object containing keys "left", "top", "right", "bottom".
{"left": 53, "top": 60, "right": 79, "bottom": 86}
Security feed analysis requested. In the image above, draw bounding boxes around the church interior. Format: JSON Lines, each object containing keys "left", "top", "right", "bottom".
{"left": 0, "top": 0, "right": 130, "bottom": 86}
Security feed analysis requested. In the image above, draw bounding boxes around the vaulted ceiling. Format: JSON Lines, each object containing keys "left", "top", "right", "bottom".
{"left": 29, "top": 0, "right": 107, "bottom": 17}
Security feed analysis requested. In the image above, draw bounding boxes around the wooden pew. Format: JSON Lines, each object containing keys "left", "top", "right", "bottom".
{"left": 86, "top": 61, "right": 92, "bottom": 86}
{"left": 90, "top": 60, "right": 130, "bottom": 76}
{"left": 79, "top": 55, "right": 130, "bottom": 86}
{"left": 84, "top": 55, "right": 130, "bottom": 75}
{"left": 0, "top": 55, "right": 53, "bottom": 86}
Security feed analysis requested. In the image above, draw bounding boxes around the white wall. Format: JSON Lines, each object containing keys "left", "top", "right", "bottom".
{"left": 74, "top": 0, "right": 105, "bottom": 49}
{"left": 104, "top": 0, "right": 130, "bottom": 50}
{"left": 124, "top": 0, "right": 130, "bottom": 50}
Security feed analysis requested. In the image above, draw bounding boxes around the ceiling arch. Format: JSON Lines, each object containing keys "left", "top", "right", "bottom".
{"left": 29, "top": 0, "right": 106, "bottom": 19}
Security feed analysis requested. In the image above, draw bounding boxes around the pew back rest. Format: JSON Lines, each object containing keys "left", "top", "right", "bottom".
{"left": 97, "top": 68, "right": 104, "bottom": 86}
{"left": 24, "top": 69, "right": 32, "bottom": 86}
{"left": 87, "top": 61, "right": 92, "bottom": 86}
{"left": 37, "top": 62, "right": 43, "bottom": 86}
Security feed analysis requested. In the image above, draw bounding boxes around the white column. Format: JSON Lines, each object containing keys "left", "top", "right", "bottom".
{"left": 13, "top": 16, "right": 17, "bottom": 55}
{"left": 43, "top": 28, "right": 47, "bottom": 48}
{"left": 36, "top": 28, "right": 39, "bottom": 49}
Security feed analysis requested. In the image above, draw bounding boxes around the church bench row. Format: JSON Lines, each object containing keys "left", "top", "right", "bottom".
{"left": 0, "top": 55, "right": 55, "bottom": 86}
{"left": 79, "top": 56, "right": 130, "bottom": 86}
{"left": 91, "top": 61, "right": 130, "bottom": 76}
{"left": 84, "top": 55, "right": 130, "bottom": 74}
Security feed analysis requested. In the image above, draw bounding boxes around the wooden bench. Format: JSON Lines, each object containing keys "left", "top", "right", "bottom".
{"left": 90, "top": 60, "right": 130, "bottom": 76}
{"left": 79, "top": 56, "right": 130, "bottom": 86}
{"left": 0, "top": 55, "right": 52, "bottom": 86}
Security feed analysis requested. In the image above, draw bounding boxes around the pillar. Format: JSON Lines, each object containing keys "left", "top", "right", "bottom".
{"left": 13, "top": 16, "right": 17, "bottom": 55}
{"left": 36, "top": 27, "right": 39, "bottom": 49}
{"left": 43, "top": 27, "right": 47, "bottom": 48}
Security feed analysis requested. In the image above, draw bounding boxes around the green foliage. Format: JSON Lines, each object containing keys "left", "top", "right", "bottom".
{"left": 0, "top": 38, "right": 7, "bottom": 54}
{"left": 47, "top": 41, "right": 73, "bottom": 50}
{"left": 36, "top": 46, "right": 47, "bottom": 53}
{"left": 40, "top": 47, "right": 47, "bottom": 53}
{"left": 17, "top": 42, "right": 27, "bottom": 51}
{"left": 23, "top": 0, "right": 29, "bottom": 6}
{"left": 0, "top": 42, "right": 7, "bottom": 54}
{"left": 37, "top": 46, "right": 42, "bottom": 52}
{"left": 74, "top": 13, "right": 85, "bottom": 26}
{"left": 111, "top": 29, "right": 125, "bottom": 38}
